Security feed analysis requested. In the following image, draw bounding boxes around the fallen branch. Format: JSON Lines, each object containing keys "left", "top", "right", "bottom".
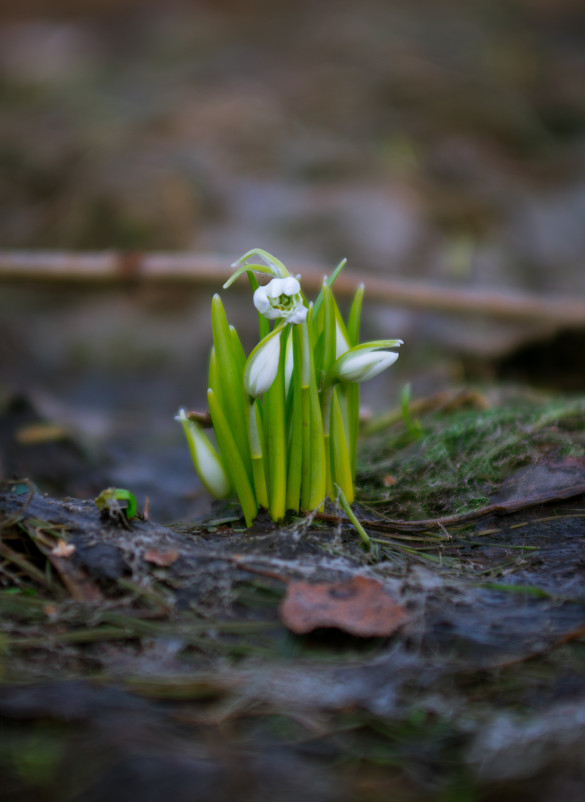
{"left": 1, "top": 250, "right": 584, "bottom": 325}
{"left": 318, "top": 481, "right": 585, "bottom": 533}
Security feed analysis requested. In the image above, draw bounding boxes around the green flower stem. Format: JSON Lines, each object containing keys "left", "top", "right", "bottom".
{"left": 347, "top": 284, "right": 364, "bottom": 347}
{"left": 229, "top": 325, "right": 246, "bottom": 374}
{"left": 298, "top": 320, "right": 313, "bottom": 510}
{"left": 334, "top": 483, "right": 370, "bottom": 550}
{"left": 322, "top": 284, "right": 336, "bottom": 377}
{"left": 247, "top": 272, "right": 270, "bottom": 340}
{"left": 207, "top": 387, "right": 257, "bottom": 527}
{"left": 345, "top": 382, "right": 360, "bottom": 480}
{"left": 308, "top": 378, "right": 327, "bottom": 510}
{"left": 331, "top": 387, "right": 354, "bottom": 504}
{"left": 312, "top": 257, "right": 347, "bottom": 318}
{"left": 264, "top": 332, "right": 287, "bottom": 521}
{"left": 223, "top": 248, "right": 290, "bottom": 289}
{"left": 320, "top": 380, "right": 334, "bottom": 497}
{"left": 248, "top": 399, "right": 269, "bottom": 510}
{"left": 286, "top": 324, "right": 304, "bottom": 512}
{"left": 304, "top": 313, "right": 327, "bottom": 510}
{"left": 208, "top": 347, "right": 218, "bottom": 394}
{"left": 211, "top": 295, "right": 252, "bottom": 479}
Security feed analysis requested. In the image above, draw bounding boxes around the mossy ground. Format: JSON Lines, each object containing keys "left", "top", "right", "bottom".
{"left": 358, "top": 395, "right": 585, "bottom": 519}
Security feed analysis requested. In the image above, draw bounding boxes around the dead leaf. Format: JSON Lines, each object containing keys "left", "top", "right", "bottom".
{"left": 280, "top": 575, "right": 408, "bottom": 637}
{"left": 15, "top": 422, "right": 71, "bottom": 444}
{"left": 51, "top": 539, "right": 76, "bottom": 558}
{"left": 490, "top": 458, "right": 585, "bottom": 508}
{"left": 144, "top": 548, "right": 179, "bottom": 567}
{"left": 43, "top": 604, "right": 59, "bottom": 619}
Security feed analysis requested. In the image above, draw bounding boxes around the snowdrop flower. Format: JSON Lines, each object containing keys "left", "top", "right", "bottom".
{"left": 175, "top": 409, "right": 231, "bottom": 498}
{"left": 244, "top": 326, "right": 284, "bottom": 397}
{"left": 253, "top": 277, "right": 307, "bottom": 324}
{"left": 333, "top": 340, "right": 403, "bottom": 383}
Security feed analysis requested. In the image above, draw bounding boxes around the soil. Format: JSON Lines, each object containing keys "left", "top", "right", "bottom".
{"left": 1, "top": 398, "right": 585, "bottom": 802}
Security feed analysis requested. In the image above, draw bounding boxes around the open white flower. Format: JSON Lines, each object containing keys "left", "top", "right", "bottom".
{"left": 253, "top": 277, "right": 307, "bottom": 324}
{"left": 244, "top": 326, "right": 284, "bottom": 397}
{"left": 333, "top": 340, "right": 403, "bottom": 383}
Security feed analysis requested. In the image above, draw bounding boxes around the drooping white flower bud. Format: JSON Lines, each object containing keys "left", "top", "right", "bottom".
{"left": 253, "top": 277, "right": 307, "bottom": 324}
{"left": 244, "top": 326, "right": 284, "bottom": 397}
{"left": 175, "top": 409, "right": 232, "bottom": 498}
{"left": 332, "top": 340, "right": 403, "bottom": 383}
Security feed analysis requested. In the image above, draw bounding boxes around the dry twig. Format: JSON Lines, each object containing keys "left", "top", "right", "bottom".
{"left": 1, "top": 250, "right": 584, "bottom": 325}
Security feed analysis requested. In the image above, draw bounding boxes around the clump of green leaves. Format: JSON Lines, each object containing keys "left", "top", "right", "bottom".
{"left": 178, "top": 249, "right": 402, "bottom": 526}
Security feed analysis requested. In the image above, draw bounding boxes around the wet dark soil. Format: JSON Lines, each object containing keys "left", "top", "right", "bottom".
{"left": 1, "top": 442, "right": 585, "bottom": 801}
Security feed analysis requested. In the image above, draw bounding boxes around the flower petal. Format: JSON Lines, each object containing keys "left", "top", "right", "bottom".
{"left": 266, "top": 277, "right": 286, "bottom": 299}
{"left": 287, "top": 304, "right": 308, "bottom": 324}
{"left": 244, "top": 327, "right": 284, "bottom": 397}
{"left": 334, "top": 347, "right": 399, "bottom": 383}
{"left": 253, "top": 286, "right": 270, "bottom": 314}
{"left": 175, "top": 409, "right": 232, "bottom": 498}
{"left": 281, "top": 276, "right": 301, "bottom": 296}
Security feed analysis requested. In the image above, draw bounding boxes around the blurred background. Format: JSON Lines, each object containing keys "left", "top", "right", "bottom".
{"left": 1, "top": 0, "right": 584, "bottom": 520}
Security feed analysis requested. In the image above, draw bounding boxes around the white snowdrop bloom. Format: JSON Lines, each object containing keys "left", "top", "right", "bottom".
{"left": 244, "top": 327, "right": 284, "bottom": 397}
{"left": 333, "top": 340, "right": 403, "bottom": 383}
{"left": 175, "top": 409, "right": 231, "bottom": 498}
{"left": 253, "top": 277, "right": 307, "bottom": 324}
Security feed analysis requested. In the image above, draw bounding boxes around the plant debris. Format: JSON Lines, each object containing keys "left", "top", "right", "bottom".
{"left": 1, "top": 397, "right": 585, "bottom": 801}
{"left": 280, "top": 575, "right": 408, "bottom": 637}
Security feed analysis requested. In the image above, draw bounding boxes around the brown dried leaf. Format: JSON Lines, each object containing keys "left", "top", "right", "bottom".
{"left": 144, "top": 548, "right": 179, "bottom": 567}
{"left": 51, "top": 539, "right": 76, "bottom": 558}
{"left": 280, "top": 575, "right": 408, "bottom": 637}
{"left": 491, "top": 457, "right": 585, "bottom": 508}
{"left": 15, "top": 422, "right": 71, "bottom": 444}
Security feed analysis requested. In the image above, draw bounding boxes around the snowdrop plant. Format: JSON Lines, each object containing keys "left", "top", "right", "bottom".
{"left": 177, "top": 248, "right": 402, "bottom": 526}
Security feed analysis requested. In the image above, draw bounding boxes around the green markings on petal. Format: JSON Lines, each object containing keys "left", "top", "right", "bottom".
{"left": 207, "top": 388, "right": 257, "bottom": 527}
